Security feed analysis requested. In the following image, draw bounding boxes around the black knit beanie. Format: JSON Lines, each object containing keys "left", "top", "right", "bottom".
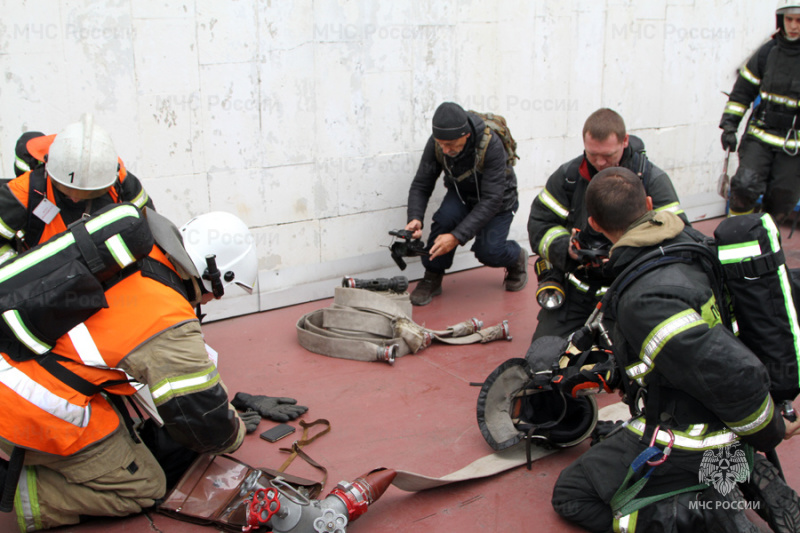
{"left": 432, "top": 102, "right": 470, "bottom": 140}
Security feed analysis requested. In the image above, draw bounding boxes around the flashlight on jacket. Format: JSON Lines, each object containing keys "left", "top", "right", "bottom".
{"left": 535, "top": 258, "right": 565, "bottom": 310}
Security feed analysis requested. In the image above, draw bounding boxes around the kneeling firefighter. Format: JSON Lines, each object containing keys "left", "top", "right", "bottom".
{"left": 0, "top": 203, "right": 260, "bottom": 532}
{"left": 549, "top": 168, "right": 799, "bottom": 532}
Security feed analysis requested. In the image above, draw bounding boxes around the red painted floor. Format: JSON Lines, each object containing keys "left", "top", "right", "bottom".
{"left": 4, "top": 216, "right": 800, "bottom": 532}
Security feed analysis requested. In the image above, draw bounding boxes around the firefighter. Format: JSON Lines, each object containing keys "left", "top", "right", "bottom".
{"left": 720, "top": 0, "right": 800, "bottom": 221}
{"left": 0, "top": 114, "right": 152, "bottom": 263}
{"left": 527, "top": 108, "right": 687, "bottom": 341}
{"left": 552, "top": 168, "right": 800, "bottom": 532}
{"left": 0, "top": 210, "right": 263, "bottom": 531}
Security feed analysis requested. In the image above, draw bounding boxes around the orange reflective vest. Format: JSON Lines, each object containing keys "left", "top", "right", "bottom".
{"left": 0, "top": 247, "right": 198, "bottom": 456}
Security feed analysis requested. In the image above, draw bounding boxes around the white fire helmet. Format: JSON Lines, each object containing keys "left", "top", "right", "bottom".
{"left": 777, "top": 0, "right": 800, "bottom": 15}
{"left": 46, "top": 114, "right": 119, "bottom": 191}
{"left": 179, "top": 211, "right": 258, "bottom": 296}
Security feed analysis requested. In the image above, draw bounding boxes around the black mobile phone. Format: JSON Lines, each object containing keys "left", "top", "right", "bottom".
{"left": 259, "top": 424, "right": 296, "bottom": 443}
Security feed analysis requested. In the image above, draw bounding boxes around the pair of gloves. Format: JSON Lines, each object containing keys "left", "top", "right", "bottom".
{"left": 232, "top": 392, "right": 308, "bottom": 434}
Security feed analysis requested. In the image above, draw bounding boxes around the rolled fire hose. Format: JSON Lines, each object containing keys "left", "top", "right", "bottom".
{"left": 296, "top": 287, "right": 512, "bottom": 364}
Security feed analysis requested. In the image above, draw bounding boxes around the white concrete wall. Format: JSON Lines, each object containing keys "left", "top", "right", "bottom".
{"left": 0, "top": 1, "right": 774, "bottom": 320}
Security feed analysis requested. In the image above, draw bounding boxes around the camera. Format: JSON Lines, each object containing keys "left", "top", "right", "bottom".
{"left": 534, "top": 257, "right": 565, "bottom": 309}
{"left": 388, "top": 230, "right": 428, "bottom": 271}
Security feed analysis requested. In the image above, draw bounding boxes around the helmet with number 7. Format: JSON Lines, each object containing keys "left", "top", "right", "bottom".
{"left": 179, "top": 212, "right": 258, "bottom": 296}
{"left": 46, "top": 114, "right": 119, "bottom": 191}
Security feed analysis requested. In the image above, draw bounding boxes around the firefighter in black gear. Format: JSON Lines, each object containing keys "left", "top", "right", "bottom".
{"left": 552, "top": 168, "right": 799, "bottom": 532}
{"left": 527, "top": 108, "right": 687, "bottom": 341}
{"left": 720, "top": 1, "right": 800, "bottom": 220}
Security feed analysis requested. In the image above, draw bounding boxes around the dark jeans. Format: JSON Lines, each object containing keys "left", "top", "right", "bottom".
{"left": 731, "top": 136, "right": 800, "bottom": 220}
{"left": 422, "top": 189, "right": 521, "bottom": 273}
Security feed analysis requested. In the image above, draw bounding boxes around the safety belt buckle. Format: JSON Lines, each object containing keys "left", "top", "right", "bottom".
{"left": 646, "top": 425, "right": 674, "bottom": 466}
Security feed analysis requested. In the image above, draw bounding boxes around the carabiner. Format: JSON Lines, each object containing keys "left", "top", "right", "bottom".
{"left": 646, "top": 425, "right": 675, "bottom": 466}
{"left": 784, "top": 116, "right": 799, "bottom": 156}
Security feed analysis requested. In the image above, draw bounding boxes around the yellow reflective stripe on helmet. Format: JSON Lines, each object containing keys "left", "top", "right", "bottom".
{"left": 538, "top": 226, "right": 570, "bottom": 260}
{"left": 16, "top": 466, "right": 44, "bottom": 533}
{"left": 724, "top": 101, "right": 748, "bottom": 117}
{"left": 746, "top": 124, "right": 800, "bottom": 149}
{"left": 0, "top": 354, "right": 91, "bottom": 427}
{"left": 14, "top": 155, "right": 31, "bottom": 173}
{"left": 739, "top": 65, "right": 761, "bottom": 85}
{"left": 725, "top": 395, "right": 775, "bottom": 436}
{"left": 150, "top": 366, "right": 220, "bottom": 406}
{"left": 653, "top": 201, "right": 685, "bottom": 217}
{"left": 627, "top": 418, "right": 739, "bottom": 450}
{"left": 760, "top": 90, "right": 799, "bottom": 109}
{"left": 538, "top": 189, "right": 569, "bottom": 219}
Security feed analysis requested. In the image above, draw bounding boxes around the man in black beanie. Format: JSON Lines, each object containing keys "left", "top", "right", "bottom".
{"left": 404, "top": 102, "right": 527, "bottom": 305}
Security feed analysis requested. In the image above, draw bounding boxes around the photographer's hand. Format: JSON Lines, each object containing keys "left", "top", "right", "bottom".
{"left": 405, "top": 219, "right": 423, "bottom": 240}
{"left": 429, "top": 233, "right": 458, "bottom": 260}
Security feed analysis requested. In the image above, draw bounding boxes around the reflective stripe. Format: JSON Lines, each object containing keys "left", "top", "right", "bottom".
{"left": 566, "top": 273, "right": 608, "bottom": 297}
{"left": 0, "top": 355, "right": 91, "bottom": 427}
{"left": 105, "top": 234, "right": 136, "bottom": 268}
{"left": 761, "top": 215, "right": 800, "bottom": 367}
{"left": 0, "top": 216, "right": 16, "bottom": 240}
{"left": 14, "top": 155, "right": 31, "bottom": 173}
{"left": 0, "top": 244, "right": 17, "bottom": 265}
{"left": 538, "top": 226, "right": 570, "bottom": 261}
{"left": 724, "top": 101, "right": 748, "bottom": 116}
{"left": 717, "top": 240, "right": 761, "bottom": 263}
{"left": 130, "top": 188, "right": 149, "bottom": 209}
{"left": 567, "top": 273, "right": 591, "bottom": 292}
{"left": 687, "top": 424, "right": 706, "bottom": 437}
{"left": 653, "top": 201, "right": 684, "bottom": 217}
{"left": 726, "top": 395, "right": 774, "bottom": 436}
{"left": 84, "top": 203, "right": 140, "bottom": 233}
{"left": 2, "top": 310, "right": 50, "bottom": 355}
{"left": 740, "top": 65, "right": 761, "bottom": 85}
{"left": 150, "top": 366, "right": 220, "bottom": 405}
{"left": 614, "top": 512, "right": 635, "bottom": 533}
{"left": 627, "top": 418, "right": 739, "bottom": 450}
{"left": 640, "top": 309, "right": 703, "bottom": 367}
{"left": 68, "top": 323, "right": 108, "bottom": 369}
{"left": 761, "top": 90, "right": 799, "bottom": 109}
{"left": 746, "top": 124, "right": 800, "bottom": 149}
{"left": 538, "top": 189, "right": 569, "bottom": 219}
{"left": 16, "top": 466, "right": 43, "bottom": 533}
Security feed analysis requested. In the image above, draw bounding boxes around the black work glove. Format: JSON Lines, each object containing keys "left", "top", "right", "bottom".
{"left": 721, "top": 130, "right": 738, "bottom": 152}
{"left": 239, "top": 409, "right": 262, "bottom": 433}
{"left": 232, "top": 392, "right": 308, "bottom": 422}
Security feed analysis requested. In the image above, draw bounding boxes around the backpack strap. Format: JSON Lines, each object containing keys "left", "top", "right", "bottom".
{"left": 24, "top": 167, "right": 49, "bottom": 249}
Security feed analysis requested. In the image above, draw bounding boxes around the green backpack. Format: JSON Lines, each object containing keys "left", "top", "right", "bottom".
{"left": 434, "top": 111, "right": 519, "bottom": 178}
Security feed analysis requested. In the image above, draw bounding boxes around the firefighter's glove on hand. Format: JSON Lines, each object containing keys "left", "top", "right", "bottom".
{"left": 232, "top": 392, "right": 308, "bottom": 422}
{"left": 239, "top": 409, "right": 262, "bottom": 434}
{"left": 721, "top": 130, "right": 738, "bottom": 152}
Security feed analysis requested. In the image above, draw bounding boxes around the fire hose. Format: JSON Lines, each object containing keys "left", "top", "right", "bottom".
{"left": 241, "top": 402, "right": 632, "bottom": 532}
{"left": 296, "top": 287, "right": 512, "bottom": 364}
